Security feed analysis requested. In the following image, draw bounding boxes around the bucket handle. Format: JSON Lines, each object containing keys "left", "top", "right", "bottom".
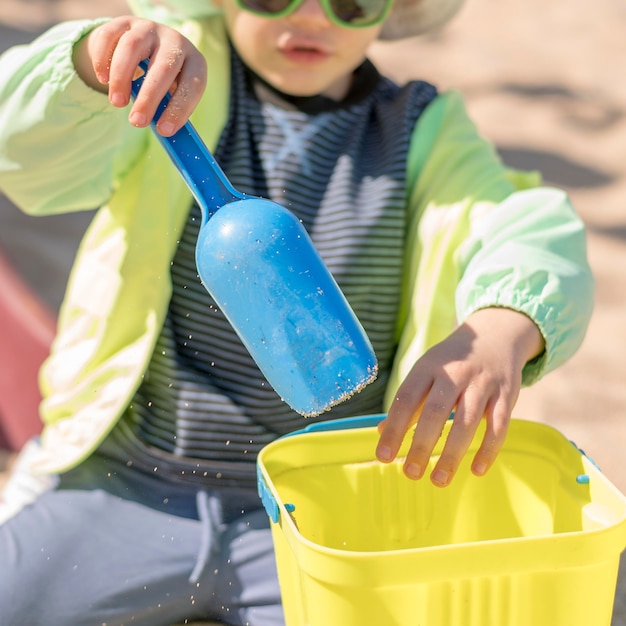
{"left": 285, "top": 413, "right": 386, "bottom": 437}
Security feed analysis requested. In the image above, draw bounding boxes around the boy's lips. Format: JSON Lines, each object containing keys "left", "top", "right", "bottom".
{"left": 279, "top": 38, "right": 331, "bottom": 63}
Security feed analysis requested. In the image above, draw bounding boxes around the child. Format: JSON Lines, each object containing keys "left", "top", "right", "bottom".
{"left": 0, "top": 0, "right": 593, "bottom": 624}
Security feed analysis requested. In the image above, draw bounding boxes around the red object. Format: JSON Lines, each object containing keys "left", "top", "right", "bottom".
{"left": 0, "top": 249, "right": 56, "bottom": 450}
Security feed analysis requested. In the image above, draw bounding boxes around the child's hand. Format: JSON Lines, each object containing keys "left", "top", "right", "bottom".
{"left": 73, "top": 16, "right": 207, "bottom": 136}
{"left": 376, "top": 308, "right": 545, "bottom": 487}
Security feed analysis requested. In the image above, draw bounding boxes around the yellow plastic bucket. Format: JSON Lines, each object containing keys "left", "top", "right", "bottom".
{"left": 257, "top": 416, "right": 626, "bottom": 626}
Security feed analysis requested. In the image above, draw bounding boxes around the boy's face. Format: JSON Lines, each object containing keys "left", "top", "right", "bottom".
{"left": 217, "top": 0, "right": 384, "bottom": 100}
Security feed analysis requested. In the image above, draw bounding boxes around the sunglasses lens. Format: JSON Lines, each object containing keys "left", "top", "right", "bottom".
{"left": 329, "top": 0, "right": 389, "bottom": 24}
{"left": 242, "top": 0, "right": 295, "bottom": 14}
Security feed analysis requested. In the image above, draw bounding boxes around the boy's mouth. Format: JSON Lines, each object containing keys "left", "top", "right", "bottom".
{"left": 280, "top": 38, "right": 331, "bottom": 63}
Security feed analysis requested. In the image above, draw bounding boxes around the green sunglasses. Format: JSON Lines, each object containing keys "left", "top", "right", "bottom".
{"left": 234, "top": 0, "right": 393, "bottom": 28}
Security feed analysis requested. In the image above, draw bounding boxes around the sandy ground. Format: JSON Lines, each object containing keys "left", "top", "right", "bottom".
{"left": 1, "top": 0, "right": 625, "bottom": 623}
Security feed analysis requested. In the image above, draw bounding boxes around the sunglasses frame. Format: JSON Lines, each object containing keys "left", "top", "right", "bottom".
{"left": 234, "top": 0, "right": 393, "bottom": 29}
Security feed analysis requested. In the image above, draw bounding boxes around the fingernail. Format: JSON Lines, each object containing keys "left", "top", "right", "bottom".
{"left": 432, "top": 469, "right": 449, "bottom": 486}
{"left": 129, "top": 111, "right": 147, "bottom": 127}
{"left": 473, "top": 462, "right": 487, "bottom": 476}
{"left": 405, "top": 463, "right": 422, "bottom": 479}
{"left": 110, "top": 92, "right": 127, "bottom": 107}
{"left": 377, "top": 445, "right": 392, "bottom": 462}
{"left": 158, "top": 121, "right": 175, "bottom": 136}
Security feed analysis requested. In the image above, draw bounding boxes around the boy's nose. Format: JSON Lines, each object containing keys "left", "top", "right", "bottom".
{"left": 289, "top": 0, "right": 331, "bottom": 24}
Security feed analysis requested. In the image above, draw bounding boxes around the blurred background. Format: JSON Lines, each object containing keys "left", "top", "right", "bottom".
{"left": 0, "top": 0, "right": 624, "bottom": 623}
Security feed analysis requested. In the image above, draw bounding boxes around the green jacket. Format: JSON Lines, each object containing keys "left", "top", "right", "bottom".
{"left": 0, "top": 6, "right": 594, "bottom": 474}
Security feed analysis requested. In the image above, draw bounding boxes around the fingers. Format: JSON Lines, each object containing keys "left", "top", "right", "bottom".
{"left": 151, "top": 57, "right": 207, "bottom": 136}
{"left": 87, "top": 17, "right": 207, "bottom": 136}
{"left": 88, "top": 17, "right": 151, "bottom": 101}
{"left": 375, "top": 371, "right": 431, "bottom": 465}
{"left": 401, "top": 378, "right": 458, "bottom": 482}
{"left": 470, "top": 395, "right": 511, "bottom": 477}
{"left": 423, "top": 386, "right": 486, "bottom": 487}
{"left": 376, "top": 363, "right": 515, "bottom": 488}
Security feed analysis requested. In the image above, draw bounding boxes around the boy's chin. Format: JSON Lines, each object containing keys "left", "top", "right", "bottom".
{"left": 266, "top": 75, "right": 350, "bottom": 101}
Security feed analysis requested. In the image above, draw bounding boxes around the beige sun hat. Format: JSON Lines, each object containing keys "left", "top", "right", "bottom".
{"left": 379, "top": 0, "right": 465, "bottom": 40}
{"left": 129, "top": 0, "right": 465, "bottom": 40}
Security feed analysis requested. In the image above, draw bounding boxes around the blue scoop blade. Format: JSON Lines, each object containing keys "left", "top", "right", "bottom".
{"left": 195, "top": 198, "right": 378, "bottom": 416}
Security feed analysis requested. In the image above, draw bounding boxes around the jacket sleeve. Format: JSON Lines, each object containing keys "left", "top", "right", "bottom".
{"left": 0, "top": 20, "right": 146, "bottom": 215}
{"left": 386, "top": 90, "right": 593, "bottom": 406}
{"left": 456, "top": 185, "right": 594, "bottom": 384}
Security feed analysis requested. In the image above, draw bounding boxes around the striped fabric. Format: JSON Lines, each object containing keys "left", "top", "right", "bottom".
{"left": 101, "top": 48, "right": 437, "bottom": 488}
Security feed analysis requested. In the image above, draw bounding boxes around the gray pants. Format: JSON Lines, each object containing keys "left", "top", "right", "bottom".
{"left": 0, "top": 451, "right": 284, "bottom": 626}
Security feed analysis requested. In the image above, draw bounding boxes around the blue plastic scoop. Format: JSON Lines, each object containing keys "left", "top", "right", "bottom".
{"left": 130, "top": 61, "right": 377, "bottom": 416}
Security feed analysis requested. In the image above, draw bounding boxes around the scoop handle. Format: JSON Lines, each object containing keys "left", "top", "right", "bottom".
{"left": 130, "top": 60, "right": 243, "bottom": 218}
